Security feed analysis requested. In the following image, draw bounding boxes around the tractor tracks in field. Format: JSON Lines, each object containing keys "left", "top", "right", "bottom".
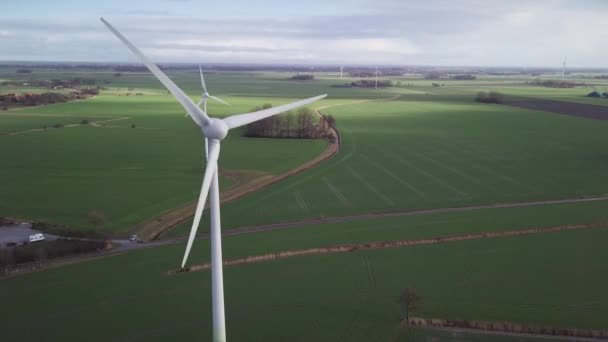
{"left": 5, "top": 115, "right": 130, "bottom": 135}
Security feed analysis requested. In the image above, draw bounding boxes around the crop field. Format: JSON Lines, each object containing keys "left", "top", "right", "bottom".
{"left": 2, "top": 68, "right": 608, "bottom": 340}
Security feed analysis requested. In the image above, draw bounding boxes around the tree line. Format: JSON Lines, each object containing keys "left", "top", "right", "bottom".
{"left": 0, "top": 88, "right": 99, "bottom": 110}
{"left": 243, "top": 104, "right": 336, "bottom": 141}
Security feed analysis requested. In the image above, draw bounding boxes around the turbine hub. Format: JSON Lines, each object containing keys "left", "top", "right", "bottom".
{"left": 203, "top": 118, "right": 229, "bottom": 140}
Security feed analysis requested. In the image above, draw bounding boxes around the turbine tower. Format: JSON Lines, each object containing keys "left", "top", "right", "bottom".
{"left": 562, "top": 56, "right": 567, "bottom": 81}
{"left": 101, "top": 18, "right": 327, "bottom": 342}
{"left": 340, "top": 65, "right": 344, "bottom": 79}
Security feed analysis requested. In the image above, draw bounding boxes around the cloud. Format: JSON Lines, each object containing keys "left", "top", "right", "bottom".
{"left": 1, "top": 1, "right": 607, "bottom": 66}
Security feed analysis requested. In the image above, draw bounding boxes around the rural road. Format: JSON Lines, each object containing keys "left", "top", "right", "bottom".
{"left": 71, "top": 194, "right": 608, "bottom": 254}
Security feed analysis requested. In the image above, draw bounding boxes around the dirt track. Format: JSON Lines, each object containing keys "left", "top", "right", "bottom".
{"left": 173, "top": 223, "right": 602, "bottom": 273}
{"left": 504, "top": 97, "right": 608, "bottom": 120}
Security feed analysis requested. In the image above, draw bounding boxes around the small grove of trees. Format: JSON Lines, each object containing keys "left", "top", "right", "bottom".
{"left": 450, "top": 74, "right": 477, "bottom": 80}
{"left": 291, "top": 74, "right": 314, "bottom": 81}
{"left": 244, "top": 104, "right": 336, "bottom": 140}
{"left": 475, "top": 91, "right": 504, "bottom": 104}
{"left": 351, "top": 80, "right": 393, "bottom": 88}
{"left": 587, "top": 91, "right": 608, "bottom": 98}
{"left": 397, "top": 288, "right": 423, "bottom": 322}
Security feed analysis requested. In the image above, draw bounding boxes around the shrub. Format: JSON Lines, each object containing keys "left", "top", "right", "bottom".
{"left": 131, "top": 124, "right": 136, "bottom": 128}
{"left": 476, "top": 91, "right": 504, "bottom": 104}
{"left": 80, "top": 119, "right": 89, "bottom": 125}
{"left": 53, "top": 123, "right": 64, "bottom": 128}
{"left": 587, "top": 91, "right": 602, "bottom": 98}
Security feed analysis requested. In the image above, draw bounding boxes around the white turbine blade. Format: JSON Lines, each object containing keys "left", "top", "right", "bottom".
{"left": 100, "top": 18, "right": 209, "bottom": 127}
{"left": 197, "top": 98, "right": 204, "bottom": 106}
{"left": 209, "top": 95, "right": 230, "bottom": 106}
{"left": 223, "top": 94, "right": 327, "bottom": 129}
{"left": 181, "top": 141, "right": 221, "bottom": 268}
{"left": 199, "top": 65, "right": 207, "bottom": 93}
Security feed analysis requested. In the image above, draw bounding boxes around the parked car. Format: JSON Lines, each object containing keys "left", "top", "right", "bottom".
{"left": 29, "top": 233, "right": 45, "bottom": 243}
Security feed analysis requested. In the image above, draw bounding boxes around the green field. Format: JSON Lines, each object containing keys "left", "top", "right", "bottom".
{"left": 2, "top": 68, "right": 608, "bottom": 340}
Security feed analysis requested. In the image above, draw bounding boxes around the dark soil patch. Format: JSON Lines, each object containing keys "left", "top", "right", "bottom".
{"left": 504, "top": 97, "right": 608, "bottom": 120}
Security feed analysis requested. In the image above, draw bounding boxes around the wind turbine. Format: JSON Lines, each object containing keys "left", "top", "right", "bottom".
{"left": 101, "top": 18, "right": 327, "bottom": 342}
{"left": 562, "top": 56, "right": 567, "bottom": 81}
{"left": 195, "top": 67, "right": 230, "bottom": 157}
{"left": 375, "top": 67, "right": 379, "bottom": 89}
{"left": 340, "top": 65, "right": 344, "bottom": 79}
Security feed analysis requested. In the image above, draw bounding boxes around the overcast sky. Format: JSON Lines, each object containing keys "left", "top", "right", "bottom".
{"left": 1, "top": 0, "right": 607, "bottom": 67}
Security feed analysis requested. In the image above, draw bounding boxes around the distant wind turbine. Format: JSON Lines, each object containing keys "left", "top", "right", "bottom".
{"left": 375, "top": 67, "right": 379, "bottom": 89}
{"left": 562, "top": 57, "right": 567, "bottom": 81}
{"left": 340, "top": 65, "right": 344, "bottom": 79}
{"left": 101, "top": 18, "right": 327, "bottom": 342}
{"left": 195, "top": 66, "right": 230, "bottom": 157}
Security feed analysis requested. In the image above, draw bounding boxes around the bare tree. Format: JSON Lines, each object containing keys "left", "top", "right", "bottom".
{"left": 398, "top": 288, "right": 422, "bottom": 322}
{"left": 284, "top": 111, "right": 294, "bottom": 137}
{"left": 87, "top": 210, "right": 107, "bottom": 227}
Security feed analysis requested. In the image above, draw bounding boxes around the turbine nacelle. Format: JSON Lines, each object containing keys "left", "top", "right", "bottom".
{"left": 203, "top": 118, "right": 229, "bottom": 141}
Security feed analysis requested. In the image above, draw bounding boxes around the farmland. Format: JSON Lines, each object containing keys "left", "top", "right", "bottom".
{"left": 2, "top": 68, "right": 608, "bottom": 340}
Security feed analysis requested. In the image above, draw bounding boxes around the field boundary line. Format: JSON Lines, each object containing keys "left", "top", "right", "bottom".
{"left": 407, "top": 317, "right": 608, "bottom": 341}
{"left": 172, "top": 223, "right": 603, "bottom": 274}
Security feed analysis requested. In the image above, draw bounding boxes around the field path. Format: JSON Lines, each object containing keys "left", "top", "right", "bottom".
{"left": 174, "top": 223, "right": 602, "bottom": 273}
{"left": 6, "top": 115, "right": 130, "bottom": 135}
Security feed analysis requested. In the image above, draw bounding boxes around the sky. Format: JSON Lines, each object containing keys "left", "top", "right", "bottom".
{"left": 1, "top": 0, "right": 607, "bottom": 67}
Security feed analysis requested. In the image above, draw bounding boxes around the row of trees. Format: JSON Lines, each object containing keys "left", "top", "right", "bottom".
{"left": 291, "top": 74, "right": 314, "bottom": 81}
{"left": 1, "top": 78, "right": 97, "bottom": 88}
{"left": 0, "top": 239, "right": 109, "bottom": 268}
{"left": 526, "top": 79, "right": 583, "bottom": 88}
{"left": 243, "top": 104, "right": 336, "bottom": 141}
{"left": 0, "top": 88, "right": 99, "bottom": 108}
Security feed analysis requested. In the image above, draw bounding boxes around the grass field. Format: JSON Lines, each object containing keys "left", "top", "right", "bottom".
{"left": 3, "top": 68, "right": 608, "bottom": 340}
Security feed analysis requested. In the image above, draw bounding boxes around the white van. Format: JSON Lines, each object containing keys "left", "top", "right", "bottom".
{"left": 29, "top": 233, "right": 45, "bottom": 243}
